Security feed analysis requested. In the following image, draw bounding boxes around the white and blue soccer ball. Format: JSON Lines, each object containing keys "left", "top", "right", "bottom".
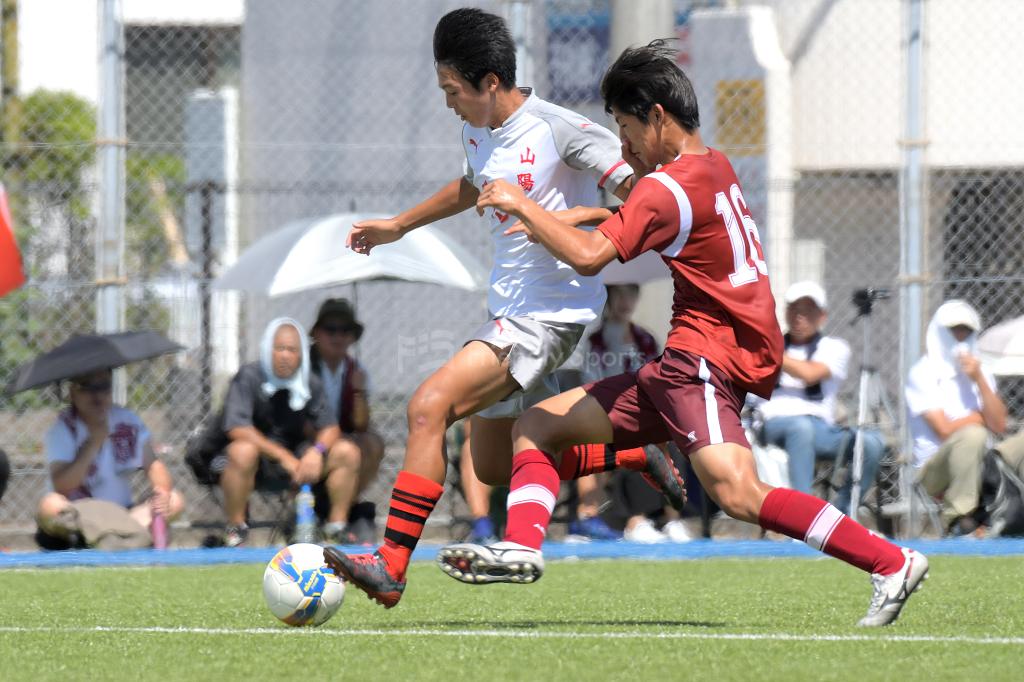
{"left": 263, "top": 543, "right": 345, "bottom": 626}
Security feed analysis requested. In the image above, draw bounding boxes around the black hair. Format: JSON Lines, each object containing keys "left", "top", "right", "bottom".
{"left": 433, "top": 8, "right": 517, "bottom": 91}
{"left": 601, "top": 39, "right": 699, "bottom": 131}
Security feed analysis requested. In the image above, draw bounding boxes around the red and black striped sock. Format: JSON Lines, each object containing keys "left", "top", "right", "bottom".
{"left": 556, "top": 443, "right": 648, "bottom": 480}
{"left": 376, "top": 470, "right": 443, "bottom": 580}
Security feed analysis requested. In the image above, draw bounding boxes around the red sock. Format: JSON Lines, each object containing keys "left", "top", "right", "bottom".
{"left": 758, "top": 488, "right": 904, "bottom": 575}
{"left": 556, "top": 444, "right": 648, "bottom": 480}
{"left": 377, "top": 470, "right": 444, "bottom": 579}
{"left": 503, "top": 449, "right": 560, "bottom": 550}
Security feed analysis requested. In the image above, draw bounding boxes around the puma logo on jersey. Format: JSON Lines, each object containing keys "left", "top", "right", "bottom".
{"left": 468, "top": 138, "right": 479, "bottom": 152}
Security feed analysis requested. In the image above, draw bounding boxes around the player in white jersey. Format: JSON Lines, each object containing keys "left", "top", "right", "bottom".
{"left": 325, "top": 8, "right": 688, "bottom": 608}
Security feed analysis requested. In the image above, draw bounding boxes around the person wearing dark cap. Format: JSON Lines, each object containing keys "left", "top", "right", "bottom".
{"left": 310, "top": 298, "right": 385, "bottom": 544}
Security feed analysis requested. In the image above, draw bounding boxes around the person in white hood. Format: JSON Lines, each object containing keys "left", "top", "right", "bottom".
{"left": 905, "top": 300, "right": 1007, "bottom": 534}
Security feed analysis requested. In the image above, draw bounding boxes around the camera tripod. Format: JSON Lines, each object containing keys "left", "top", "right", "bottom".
{"left": 847, "top": 289, "right": 899, "bottom": 522}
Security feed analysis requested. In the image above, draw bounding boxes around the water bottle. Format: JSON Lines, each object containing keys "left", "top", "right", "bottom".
{"left": 151, "top": 512, "right": 168, "bottom": 550}
{"left": 294, "top": 484, "right": 317, "bottom": 544}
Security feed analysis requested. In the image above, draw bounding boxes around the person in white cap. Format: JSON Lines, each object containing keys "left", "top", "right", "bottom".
{"left": 905, "top": 299, "right": 1007, "bottom": 535}
{"left": 758, "top": 281, "right": 886, "bottom": 513}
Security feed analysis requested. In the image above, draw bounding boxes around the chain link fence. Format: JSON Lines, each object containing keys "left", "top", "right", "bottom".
{"left": 1, "top": 0, "right": 1022, "bottom": 538}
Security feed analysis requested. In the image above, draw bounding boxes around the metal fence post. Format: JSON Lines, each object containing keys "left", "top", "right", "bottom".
{"left": 899, "top": 0, "right": 927, "bottom": 537}
{"left": 96, "top": 0, "right": 127, "bottom": 401}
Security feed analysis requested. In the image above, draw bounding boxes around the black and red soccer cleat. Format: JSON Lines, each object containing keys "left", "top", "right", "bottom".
{"left": 641, "top": 448, "right": 688, "bottom": 513}
{"left": 323, "top": 547, "right": 405, "bottom": 609}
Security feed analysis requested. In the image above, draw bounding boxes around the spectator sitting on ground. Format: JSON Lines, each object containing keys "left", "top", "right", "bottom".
{"left": 905, "top": 299, "right": 1007, "bottom": 536}
{"left": 309, "top": 298, "right": 385, "bottom": 544}
{"left": 187, "top": 317, "right": 342, "bottom": 547}
{"left": 36, "top": 369, "right": 185, "bottom": 549}
{"left": 582, "top": 283, "right": 692, "bottom": 543}
{"left": 757, "top": 281, "right": 886, "bottom": 514}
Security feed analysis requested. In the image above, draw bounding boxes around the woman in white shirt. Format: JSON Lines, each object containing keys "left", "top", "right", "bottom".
{"left": 35, "top": 368, "right": 184, "bottom": 549}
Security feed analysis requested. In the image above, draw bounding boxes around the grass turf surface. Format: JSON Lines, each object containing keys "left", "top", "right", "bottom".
{"left": 2, "top": 556, "right": 1022, "bottom": 681}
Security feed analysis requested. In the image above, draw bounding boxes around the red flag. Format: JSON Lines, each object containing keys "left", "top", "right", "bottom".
{"left": 0, "top": 183, "right": 26, "bottom": 297}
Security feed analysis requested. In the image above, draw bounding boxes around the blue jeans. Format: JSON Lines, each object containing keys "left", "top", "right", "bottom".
{"left": 762, "top": 414, "right": 885, "bottom": 513}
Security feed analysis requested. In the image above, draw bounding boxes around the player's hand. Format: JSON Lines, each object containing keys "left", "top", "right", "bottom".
{"left": 621, "top": 139, "right": 654, "bottom": 178}
{"left": 477, "top": 179, "right": 526, "bottom": 217}
{"left": 296, "top": 450, "right": 324, "bottom": 485}
{"left": 504, "top": 206, "right": 586, "bottom": 242}
{"left": 958, "top": 352, "right": 983, "bottom": 381}
{"left": 150, "top": 487, "right": 171, "bottom": 516}
{"left": 503, "top": 220, "right": 537, "bottom": 242}
{"left": 348, "top": 217, "right": 405, "bottom": 255}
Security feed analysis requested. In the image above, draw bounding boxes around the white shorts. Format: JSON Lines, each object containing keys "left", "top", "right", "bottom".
{"left": 469, "top": 316, "right": 586, "bottom": 419}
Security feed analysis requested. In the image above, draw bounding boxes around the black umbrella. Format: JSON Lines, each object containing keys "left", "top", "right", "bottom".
{"left": 4, "top": 331, "right": 184, "bottom": 395}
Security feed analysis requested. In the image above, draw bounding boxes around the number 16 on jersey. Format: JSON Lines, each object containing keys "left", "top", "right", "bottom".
{"left": 716, "top": 183, "right": 767, "bottom": 287}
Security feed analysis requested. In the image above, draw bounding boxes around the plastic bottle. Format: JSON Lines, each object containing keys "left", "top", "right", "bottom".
{"left": 151, "top": 511, "right": 168, "bottom": 550}
{"left": 294, "top": 484, "right": 317, "bottom": 544}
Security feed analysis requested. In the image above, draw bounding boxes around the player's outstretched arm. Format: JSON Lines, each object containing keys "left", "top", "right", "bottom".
{"left": 479, "top": 179, "right": 617, "bottom": 276}
{"left": 349, "top": 177, "right": 478, "bottom": 254}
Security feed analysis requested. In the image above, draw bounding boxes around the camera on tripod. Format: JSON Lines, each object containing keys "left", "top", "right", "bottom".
{"left": 852, "top": 287, "right": 891, "bottom": 316}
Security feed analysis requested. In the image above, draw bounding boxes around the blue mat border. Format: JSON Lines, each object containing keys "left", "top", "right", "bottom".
{"left": 3, "top": 538, "right": 1024, "bottom": 569}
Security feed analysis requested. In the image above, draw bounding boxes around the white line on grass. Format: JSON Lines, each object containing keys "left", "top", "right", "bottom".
{"left": 0, "top": 626, "right": 1021, "bottom": 646}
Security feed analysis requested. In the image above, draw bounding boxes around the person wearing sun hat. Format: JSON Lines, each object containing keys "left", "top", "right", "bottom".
{"left": 905, "top": 299, "right": 1008, "bottom": 535}
{"left": 757, "top": 281, "right": 886, "bottom": 513}
{"left": 309, "top": 298, "right": 385, "bottom": 545}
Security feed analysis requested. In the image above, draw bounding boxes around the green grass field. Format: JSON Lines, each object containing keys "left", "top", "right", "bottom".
{"left": 2, "top": 556, "right": 1022, "bottom": 681}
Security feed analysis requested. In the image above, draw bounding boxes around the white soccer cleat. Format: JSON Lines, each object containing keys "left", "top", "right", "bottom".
{"left": 437, "top": 541, "right": 545, "bottom": 585}
{"left": 857, "top": 548, "right": 929, "bottom": 627}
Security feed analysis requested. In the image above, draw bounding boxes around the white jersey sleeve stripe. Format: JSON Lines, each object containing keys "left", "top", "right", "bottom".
{"left": 598, "top": 160, "right": 627, "bottom": 189}
{"left": 647, "top": 171, "right": 694, "bottom": 258}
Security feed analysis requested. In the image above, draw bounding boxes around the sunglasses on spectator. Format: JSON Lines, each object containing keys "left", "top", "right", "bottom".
{"left": 73, "top": 381, "right": 113, "bottom": 394}
{"left": 318, "top": 324, "right": 356, "bottom": 335}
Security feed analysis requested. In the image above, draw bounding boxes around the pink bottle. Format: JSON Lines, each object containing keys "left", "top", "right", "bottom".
{"left": 151, "top": 512, "right": 168, "bottom": 550}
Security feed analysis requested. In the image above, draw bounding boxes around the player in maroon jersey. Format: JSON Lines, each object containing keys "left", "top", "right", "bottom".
{"left": 438, "top": 41, "right": 928, "bottom": 628}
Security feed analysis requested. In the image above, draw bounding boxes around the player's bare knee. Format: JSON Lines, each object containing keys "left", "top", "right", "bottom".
{"left": 407, "top": 386, "right": 451, "bottom": 433}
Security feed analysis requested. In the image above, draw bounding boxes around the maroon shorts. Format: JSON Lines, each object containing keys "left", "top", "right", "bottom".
{"left": 584, "top": 347, "right": 749, "bottom": 456}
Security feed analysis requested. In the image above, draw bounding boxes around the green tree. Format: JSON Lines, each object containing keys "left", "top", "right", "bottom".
{"left": 1, "top": 91, "right": 96, "bottom": 413}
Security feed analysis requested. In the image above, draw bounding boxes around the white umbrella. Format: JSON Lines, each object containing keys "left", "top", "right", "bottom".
{"left": 213, "top": 213, "right": 489, "bottom": 296}
{"left": 978, "top": 314, "right": 1024, "bottom": 376}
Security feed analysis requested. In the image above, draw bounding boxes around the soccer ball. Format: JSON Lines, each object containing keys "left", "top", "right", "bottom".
{"left": 263, "top": 543, "right": 345, "bottom": 626}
